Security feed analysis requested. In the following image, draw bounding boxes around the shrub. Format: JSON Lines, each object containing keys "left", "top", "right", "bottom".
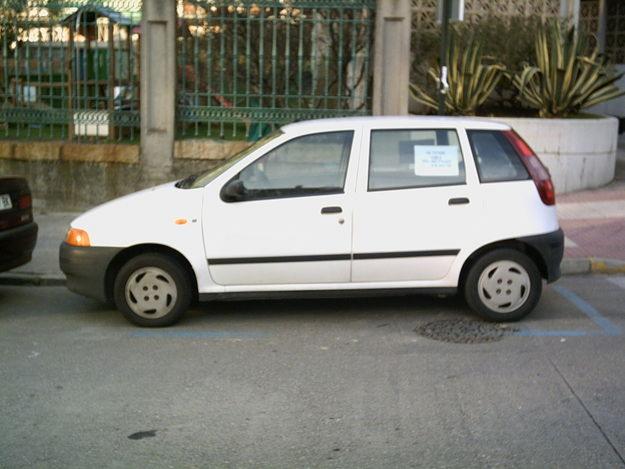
{"left": 410, "top": 15, "right": 564, "bottom": 114}
{"left": 409, "top": 28, "right": 505, "bottom": 116}
{"left": 512, "top": 21, "right": 625, "bottom": 117}
{"left": 454, "top": 15, "right": 548, "bottom": 111}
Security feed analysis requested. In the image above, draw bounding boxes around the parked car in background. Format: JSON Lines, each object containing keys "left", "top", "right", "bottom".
{"left": 60, "top": 116, "right": 563, "bottom": 327}
{"left": 0, "top": 178, "right": 38, "bottom": 272}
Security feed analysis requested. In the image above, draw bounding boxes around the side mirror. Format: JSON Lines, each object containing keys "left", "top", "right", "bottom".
{"left": 221, "top": 179, "right": 246, "bottom": 202}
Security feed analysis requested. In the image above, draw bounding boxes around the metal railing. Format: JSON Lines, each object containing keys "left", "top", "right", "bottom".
{"left": 0, "top": 0, "right": 141, "bottom": 142}
{"left": 176, "top": 0, "right": 375, "bottom": 140}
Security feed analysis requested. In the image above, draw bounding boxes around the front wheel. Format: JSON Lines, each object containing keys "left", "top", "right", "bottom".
{"left": 464, "top": 248, "right": 542, "bottom": 322}
{"left": 113, "top": 253, "right": 193, "bottom": 327}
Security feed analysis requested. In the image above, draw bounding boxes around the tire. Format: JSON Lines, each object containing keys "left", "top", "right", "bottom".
{"left": 113, "top": 253, "right": 193, "bottom": 327}
{"left": 463, "top": 248, "right": 542, "bottom": 322}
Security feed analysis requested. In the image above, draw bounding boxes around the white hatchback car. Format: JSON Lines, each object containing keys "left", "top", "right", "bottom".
{"left": 60, "top": 117, "right": 563, "bottom": 327}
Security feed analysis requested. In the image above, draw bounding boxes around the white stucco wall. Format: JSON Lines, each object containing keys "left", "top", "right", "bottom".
{"left": 488, "top": 116, "right": 619, "bottom": 194}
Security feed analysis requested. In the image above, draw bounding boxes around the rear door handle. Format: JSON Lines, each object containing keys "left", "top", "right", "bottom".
{"left": 321, "top": 206, "right": 342, "bottom": 214}
{"left": 448, "top": 197, "right": 470, "bottom": 205}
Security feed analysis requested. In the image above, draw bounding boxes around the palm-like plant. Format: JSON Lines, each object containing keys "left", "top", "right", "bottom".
{"left": 409, "top": 30, "right": 505, "bottom": 116}
{"left": 513, "top": 21, "right": 624, "bottom": 117}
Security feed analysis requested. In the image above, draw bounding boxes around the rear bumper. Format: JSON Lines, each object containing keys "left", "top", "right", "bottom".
{"left": 59, "top": 242, "right": 122, "bottom": 302}
{"left": 0, "top": 222, "right": 38, "bottom": 272}
{"left": 518, "top": 228, "right": 564, "bottom": 283}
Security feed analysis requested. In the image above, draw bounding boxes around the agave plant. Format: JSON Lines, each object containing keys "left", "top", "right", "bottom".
{"left": 512, "top": 21, "right": 625, "bottom": 117}
{"left": 409, "top": 30, "right": 505, "bottom": 115}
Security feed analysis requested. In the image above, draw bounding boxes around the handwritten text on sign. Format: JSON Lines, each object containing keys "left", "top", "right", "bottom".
{"left": 414, "top": 145, "right": 460, "bottom": 177}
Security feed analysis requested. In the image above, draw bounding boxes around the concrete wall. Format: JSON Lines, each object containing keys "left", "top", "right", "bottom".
{"left": 0, "top": 158, "right": 223, "bottom": 212}
{"left": 491, "top": 116, "right": 619, "bottom": 194}
{"left": 0, "top": 142, "right": 140, "bottom": 164}
{"left": 0, "top": 140, "right": 252, "bottom": 211}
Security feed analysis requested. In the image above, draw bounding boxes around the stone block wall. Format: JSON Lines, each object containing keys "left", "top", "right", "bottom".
{"left": 0, "top": 139, "right": 251, "bottom": 211}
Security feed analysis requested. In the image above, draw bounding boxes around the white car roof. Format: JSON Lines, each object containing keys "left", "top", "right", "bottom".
{"left": 281, "top": 115, "right": 511, "bottom": 133}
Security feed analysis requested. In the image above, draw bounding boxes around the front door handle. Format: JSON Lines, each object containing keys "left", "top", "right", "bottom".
{"left": 321, "top": 206, "right": 342, "bottom": 214}
{"left": 448, "top": 197, "right": 470, "bottom": 205}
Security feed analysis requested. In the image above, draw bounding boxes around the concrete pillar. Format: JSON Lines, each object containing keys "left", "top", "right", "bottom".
{"left": 372, "top": 0, "right": 411, "bottom": 116}
{"left": 597, "top": 0, "right": 607, "bottom": 53}
{"left": 140, "top": 0, "right": 176, "bottom": 178}
{"left": 560, "top": 0, "right": 581, "bottom": 26}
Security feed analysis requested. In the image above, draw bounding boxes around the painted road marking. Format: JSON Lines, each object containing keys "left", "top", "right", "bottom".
{"left": 564, "top": 236, "right": 578, "bottom": 248}
{"left": 130, "top": 283, "right": 622, "bottom": 340}
{"left": 553, "top": 285, "right": 622, "bottom": 336}
{"left": 130, "top": 330, "right": 266, "bottom": 339}
{"left": 607, "top": 276, "right": 625, "bottom": 290}
{"left": 515, "top": 329, "right": 594, "bottom": 337}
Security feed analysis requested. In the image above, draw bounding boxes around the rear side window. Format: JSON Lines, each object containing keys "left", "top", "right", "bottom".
{"left": 467, "top": 130, "right": 530, "bottom": 183}
{"left": 368, "top": 129, "right": 465, "bottom": 191}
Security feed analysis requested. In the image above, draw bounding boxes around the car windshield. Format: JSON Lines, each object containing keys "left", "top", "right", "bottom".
{"left": 176, "top": 130, "right": 284, "bottom": 189}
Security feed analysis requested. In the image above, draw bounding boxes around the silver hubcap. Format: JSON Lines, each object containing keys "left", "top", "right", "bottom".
{"left": 477, "top": 260, "right": 531, "bottom": 314}
{"left": 125, "top": 267, "right": 177, "bottom": 319}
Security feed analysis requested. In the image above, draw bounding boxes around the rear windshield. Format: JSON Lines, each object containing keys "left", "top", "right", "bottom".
{"left": 467, "top": 130, "right": 529, "bottom": 183}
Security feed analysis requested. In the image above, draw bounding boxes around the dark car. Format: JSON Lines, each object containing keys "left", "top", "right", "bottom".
{"left": 0, "top": 177, "right": 38, "bottom": 272}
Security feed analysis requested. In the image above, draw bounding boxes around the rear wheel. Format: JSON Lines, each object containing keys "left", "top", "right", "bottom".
{"left": 113, "top": 253, "right": 193, "bottom": 327}
{"left": 464, "top": 248, "right": 542, "bottom": 322}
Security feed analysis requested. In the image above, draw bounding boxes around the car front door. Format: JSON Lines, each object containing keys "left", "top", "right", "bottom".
{"left": 203, "top": 129, "right": 358, "bottom": 287}
{"left": 352, "top": 126, "right": 478, "bottom": 283}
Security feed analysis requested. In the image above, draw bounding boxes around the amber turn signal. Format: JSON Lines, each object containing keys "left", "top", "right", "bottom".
{"left": 65, "top": 228, "right": 91, "bottom": 247}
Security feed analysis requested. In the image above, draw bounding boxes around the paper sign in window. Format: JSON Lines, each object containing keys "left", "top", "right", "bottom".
{"left": 414, "top": 145, "right": 460, "bottom": 177}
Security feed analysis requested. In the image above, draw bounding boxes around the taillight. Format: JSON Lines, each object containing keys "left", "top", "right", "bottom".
{"left": 18, "top": 194, "right": 32, "bottom": 209}
{"left": 503, "top": 130, "right": 555, "bottom": 206}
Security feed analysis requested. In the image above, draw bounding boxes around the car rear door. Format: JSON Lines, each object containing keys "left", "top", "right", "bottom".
{"left": 202, "top": 127, "right": 360, "bottom": 287}
{"left": 352, "top": 124, "right": 479, "bottom": 283}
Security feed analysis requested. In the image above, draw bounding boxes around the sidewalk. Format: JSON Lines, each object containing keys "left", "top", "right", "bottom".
{"left": 2, "top": 148, "right": 625, "bottom": 284}
{"left": 556, "top": 141, "right": 625, "bottom": 273}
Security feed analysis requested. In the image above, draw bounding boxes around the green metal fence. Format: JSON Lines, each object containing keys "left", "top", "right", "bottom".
{"left": 176, "top": 0, "right": 375, "bottom": 140}
{"left": 0, "top": 0, "right": 141, "bottom": 142}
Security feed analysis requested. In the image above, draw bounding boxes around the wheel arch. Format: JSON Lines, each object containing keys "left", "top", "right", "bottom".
{"left": 104, "top": 244, "right": 199, "bottom": 304}
{"left": 458, "top": 239, "right": 548, "bottom": 289}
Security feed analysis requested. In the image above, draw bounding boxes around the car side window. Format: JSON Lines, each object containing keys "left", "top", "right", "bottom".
{"left": 368, "top": 129, "right": 465, "bottom": 191}
{"left": 467, "top": 130, "right": 529, "bottom": 183}
{"left": 228, "top": 131, "right": 353, "bottom": 201}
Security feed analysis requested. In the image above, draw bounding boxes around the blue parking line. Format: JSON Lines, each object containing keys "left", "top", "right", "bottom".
{"left": 515, "top": 329, "right": 594, "bottom": 337}
{"left": 130, "top": 330, "right": 266, "bottom": 339}
{"left": 553, "top": 285, "right": 622, "bottom": 337}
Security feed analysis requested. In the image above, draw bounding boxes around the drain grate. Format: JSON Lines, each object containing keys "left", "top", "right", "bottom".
{"left": 414, "top": 318, "right": 519, "bottom": 344}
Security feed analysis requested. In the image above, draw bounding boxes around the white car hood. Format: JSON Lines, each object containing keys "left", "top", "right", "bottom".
{"left": 70, "top": 181, "right": 204, "bottom": 247}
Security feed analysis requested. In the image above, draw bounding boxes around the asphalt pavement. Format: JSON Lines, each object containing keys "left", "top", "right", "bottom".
{"left": 1, "top": 274, "right": 625, "bottom": 467}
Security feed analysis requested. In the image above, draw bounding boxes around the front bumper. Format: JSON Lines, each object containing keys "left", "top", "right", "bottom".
{"left": 59, "top": 242, "right": 122, "bottom": 302}
{"left": 518, "top": 228, "right": 564, "bottom": 283}
{"left": 0, "top": 222, "right": 38, "bottom": 272}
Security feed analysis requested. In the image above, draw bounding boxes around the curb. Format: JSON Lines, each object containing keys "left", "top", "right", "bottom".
{"left": 561, "top": 257, "right": 625, "bottom": 275}
{"left": 589, "top": 258, "right": 625, "bottom": 274}
{"left": 0, "top": 273, "right": 65, "bottom": 286}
